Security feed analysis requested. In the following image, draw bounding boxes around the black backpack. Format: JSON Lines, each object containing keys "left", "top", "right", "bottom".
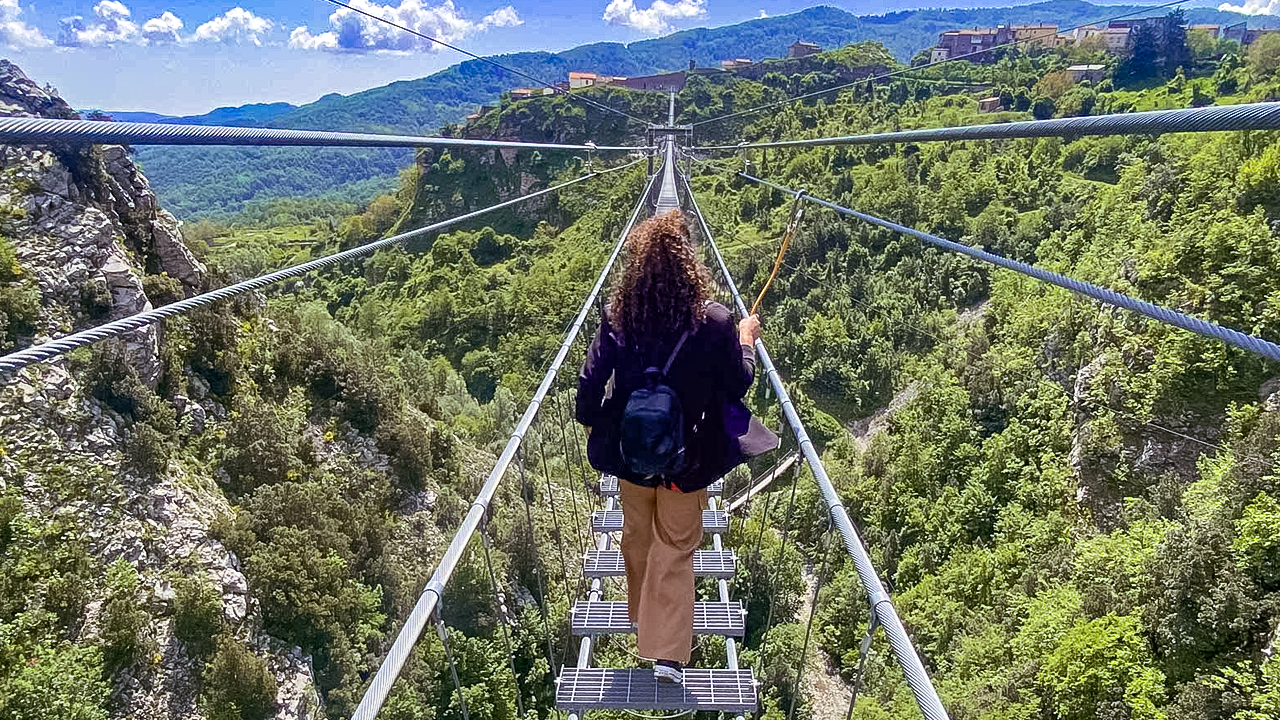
{"left": 619, "top": 331, "right": 690, "bottom": 478}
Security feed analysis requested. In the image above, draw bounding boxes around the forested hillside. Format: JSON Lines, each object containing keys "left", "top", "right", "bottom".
{"left": 129, "top": 1, "right": 1280, "bottom": 220}
{"left": 10, "top": 11, "right": 1280, "bottom": 720}
{"left": 681, "top": 21, "right": 1280, "bottom": 720}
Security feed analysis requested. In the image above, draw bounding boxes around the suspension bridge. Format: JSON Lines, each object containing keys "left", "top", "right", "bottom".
{"left": 4, "top": 12, "right": 1280, "bottom": 719}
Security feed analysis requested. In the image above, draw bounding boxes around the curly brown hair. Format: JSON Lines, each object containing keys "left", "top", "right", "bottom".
{"left": 609, "top": 210, "right": 715, "bottom": 346}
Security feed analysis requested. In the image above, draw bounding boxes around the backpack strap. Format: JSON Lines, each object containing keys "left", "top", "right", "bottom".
{"left": 662, "top": 330, "right": 691, "bottom": 376}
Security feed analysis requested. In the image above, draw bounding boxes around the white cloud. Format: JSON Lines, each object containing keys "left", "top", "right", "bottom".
{"left": 1219, "top": 0, "right": 1280, "bottom": 14}
{"left": 0, "top": 0, "right": 51, "bottom": 47}
{"left": 141, "top": 10, "right": 182, "bottom": 44}
{"left": 481, "top": 5, "right": 521, "bottom": 28}
{"left": 58, "top": 0, "right": 138, "bottom": 46}
{"left": 288, "top": 24, "right": 336, "bottom": 49}
{"left": 57, "top": 1, "right": 188, "bottom": 46}
{"left": 193, "top": 7, "right": 272, "bottom": 46}
{"left": 289, "top": 0, "right": 520, "bottom": 53}
{"left": 602, "top": 0, "right": 706, "bottom": 35}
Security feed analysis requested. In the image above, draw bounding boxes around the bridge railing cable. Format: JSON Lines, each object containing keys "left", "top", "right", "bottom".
{"left": 680, "top": 172, "right": 953, "bottom": 720}
{"left": 734, "top": 172, "right": 1280, "bottom": 364}
{"left": 351, "top": 164, "right": 662, "bottom": 720}
{"left": 0, "top": 116, "right": 652, "bottom": 151}
{"left": 690, "top": 0, "right": 1187, "bottom": 130}
{"left": 693, "top": 100, "right": 1280, "bottom": 151}
{"left": 0, "top": 159, "right": 643, "bottom": 379}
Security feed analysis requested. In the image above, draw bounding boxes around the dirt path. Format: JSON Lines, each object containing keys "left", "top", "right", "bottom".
{"left": 795, "top": 568, "right": 854, "bottom": 720}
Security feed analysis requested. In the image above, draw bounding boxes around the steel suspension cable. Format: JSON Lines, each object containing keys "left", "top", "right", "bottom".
{"left": 736, "top": 237, "right": 1280, "bottom": 472}
{"left": 735, "top": 172, "right": 1280, "bottom": 363}
{"left": 351, "top": 163, "right": 655, "bottom": 720}
{"left": 691, "top": 0, "right": 1187, "bottom": 129}
{"left": 681, "top": 158, "right": 1277, "bottom": 470}
{"left": 695, "top": 100, "right": 1280, "bottom": 151}
{"left": 322, "top": 0, "right": 653, "bottom": 127}
{"left": 0, "top": 116, "right": 650, "bottom": 151}
{"left": 682, "top": 171, "right": 951, "bottom": 720}
{"left": 0, "top": 159, "right": 642, "bottom": 379}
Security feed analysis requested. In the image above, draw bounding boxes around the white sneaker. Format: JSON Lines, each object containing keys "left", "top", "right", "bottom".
{"left": 654, "top": 661, "right": 683, "bottom": 685}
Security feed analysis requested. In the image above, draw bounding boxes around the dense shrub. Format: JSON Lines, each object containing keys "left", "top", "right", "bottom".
{"left": 99, "top": 559, "right": 154, "bottom": 671}
{"left": 172, "top": 575, "right": 224, "bottom": 659}
{"left": 202, "top": 635, "right": 278, "bottom": 720}
{"left": 0, "top": 237, "right": 39, "bottom": 351}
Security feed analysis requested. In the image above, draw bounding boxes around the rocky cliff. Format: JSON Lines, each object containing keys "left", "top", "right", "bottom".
{"left": 0, "top": 60, "right": 315, "bottom": 719}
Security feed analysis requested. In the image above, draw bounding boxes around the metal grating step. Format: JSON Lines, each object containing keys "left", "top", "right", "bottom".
{"left": 592, "top": 510, "right": 728, "bottom": 534}
{"left": 571, "top": 601, "right": 745, "bottom": 637}
{"left": 583, "top": 550, "right": 736, "bottom": 579}
{"left": 599, "top": 476, "right": 722, "bottom": 497}
{"left": 556, "top": 667, "right": 757, "bottom": 713}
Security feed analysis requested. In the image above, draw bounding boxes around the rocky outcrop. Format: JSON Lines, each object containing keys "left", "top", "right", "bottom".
{"left": 0, "top": 60, "right": 310, "bottom": 719}
{"left": 1069, "top": 353, "right": 1226, "bottom": 529}
{"left": 0, "top": 60, "right": 206, "bottom": 387}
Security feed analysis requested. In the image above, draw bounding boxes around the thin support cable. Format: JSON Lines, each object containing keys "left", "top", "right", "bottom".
{"left": 322, "top": 0, "right": 652, "bottom": 127}
{"left": 736, "top": 172, "right": 1280, "bottom": 364}
{"left": 435, "top": 610, "right": 472, "bottom": 720}
{"left": 538, "top": 428, "right": 577, "bottom": 641}
{"left": 553, "top": 392, "right": 591, "bottom": 559}
{"left": 519, "top": 448, "right": 560, "bottom": 681}
{"left": 683, "top": 172, "right": 950, "bottom": 720}
{"left": 695, "top": 100, "right": 1280, "bottom": 151}
{"left": 759, "top": 461, "right": 801, "bottom": 657}
{"left": 0, "top": 116, "right": 652, "bottom": 151}
{"left": 846, "top": 614, "right": 884, "bottom": 720}
{"left": 788, "top": 526, "right": 836, "bottom": 720}
{"left": 0, "top": 160, "right": 643, "bottom": 378}
{"left": 691, "top": 0, "right": 1187, "bottom": 128}
{"left": 480, "top": 526, "right": 525, "bottom": 719}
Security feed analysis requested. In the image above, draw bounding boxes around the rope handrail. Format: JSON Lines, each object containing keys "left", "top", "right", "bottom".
{"left": 735, "top": 172, "right": 1280, "bottom": 364}
{"left": 351, "top": 164, "right": 662, "bottom": 720}
{"left": 694, "top": 100, "right": 1280, "bottom": 151}
{"left": 0, "top": 159, "right": 644, "bottom": 378}
{"left": 680, "top": 171, "right": 952, "bottom": 720}
{"left": 0, "top": 116, "right": 653, "bottom": 151}
{"left": 689, "top": 0, "right": 1186, "bottom": 129}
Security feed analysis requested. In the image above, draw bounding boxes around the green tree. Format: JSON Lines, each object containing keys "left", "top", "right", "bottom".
{"left": 1039, "top": 615, "right": 1165, "bottom": 720}
{"left": 1032, "top": 97, "right": 1056, "bottom": 120}
{"left": 1248, "top": 33, "right": 1280, "bottom": 80}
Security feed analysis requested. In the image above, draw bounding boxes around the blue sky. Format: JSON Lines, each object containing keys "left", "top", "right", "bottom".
{"left": 0, "top": 0, "right": 1252, "bottom": 114}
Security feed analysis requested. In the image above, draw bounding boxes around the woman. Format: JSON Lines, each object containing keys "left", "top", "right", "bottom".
{"left": 576, "top": 211, "right": 761, "bottom": 684}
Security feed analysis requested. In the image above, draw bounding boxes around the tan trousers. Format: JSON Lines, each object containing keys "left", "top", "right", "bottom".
{"left": 618, "top": 480, "right": 708, "bottom": 664}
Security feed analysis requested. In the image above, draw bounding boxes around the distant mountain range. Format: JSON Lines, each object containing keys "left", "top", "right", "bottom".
{"left": 107, "top": 2, "right": 1277, "bottom": 137}
{"left": 94, "top": 103, "right": 297, "bottom": 127}
{"left": 111, "top": 0, "right": 1280, "bottom": 219}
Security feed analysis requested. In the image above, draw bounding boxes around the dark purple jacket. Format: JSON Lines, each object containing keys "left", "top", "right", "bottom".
{"left": 576, "top": 301, "right": 756, "bottom": 492}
